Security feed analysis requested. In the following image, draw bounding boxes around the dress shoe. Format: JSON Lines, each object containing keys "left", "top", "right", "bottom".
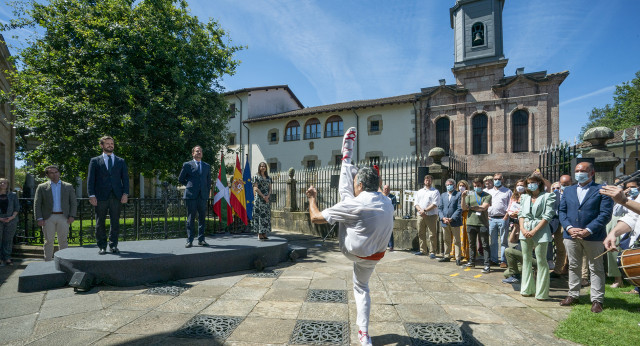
{"left": 429, "top": 253, "right": 436, "bottom": 259}
{"left": 455, "top": 259, "right": 461, "bottom": 266}
{"left": 110, "top": 247, "right": 120, "bottom": 254}
{"left": 590, "top": 301, "right": 603, "bottom": 313}
{"left": 99, "top": 248, "right": 106, "bottom": 255}
{"left": 581, "top": 278, "right": 590, "bottom": 287}
{"left": 185, "top": 242, "right": 193, "bottom": 248}
{"left": 464, "top": 263, "right": 475, "bottom": 268}
{"left": 499, "top": 262, "right": 508, "bottom": 268}
{"left": 198, "top": 240, "right": 209, "bottom": 246}
{"left": 559, "top": 296, "right": 579, "bottom": 306}
{"left": 438, "top": 257, "right": 451, "bottom": 263}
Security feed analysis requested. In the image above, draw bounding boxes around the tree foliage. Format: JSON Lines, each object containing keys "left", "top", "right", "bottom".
{"left": 2, "top": 0, "right": 242, "bottom": 183}
{"left": 580, "top": 71, "right": 640, "bottom": 137}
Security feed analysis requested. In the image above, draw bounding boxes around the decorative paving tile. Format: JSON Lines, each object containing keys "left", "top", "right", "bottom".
{"left": 306, "top": 289, "right": 347, "bottom": 304}
{"left": 143, "top": 282, "right": 192, "bottom": 296}
{"left": 248, "top": 270, "right": 282, "bottom": 278}
{"left": 405, "top": 323, "right": 479, "bottom": 345}
{"left": 173, "top": 315, "right": 243, "bottom": 339}
{"left": 289, "top": 320, "right": 349, "bottom": 345}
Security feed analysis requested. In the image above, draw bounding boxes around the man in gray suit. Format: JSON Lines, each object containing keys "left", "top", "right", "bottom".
{"left": 34, "top": 165, "right": 78, "bottom": 261}
{"left": 178, "top": 145, "right": 212, "bottom": 248}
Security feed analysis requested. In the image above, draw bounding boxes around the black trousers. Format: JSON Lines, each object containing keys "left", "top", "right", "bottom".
{"left": 186, "top": 198, "right": 207, "bottom": 242}
{"left": 467, "top": 225, "right": 490, "bottom": 266}
{"left": 95, "top": 193, "right": 122, "bottom": 249}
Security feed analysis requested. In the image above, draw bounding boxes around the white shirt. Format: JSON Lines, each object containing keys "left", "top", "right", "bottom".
{"left": 487, "top": 186, "right": 512, "bottom": 217}
{"left": 414, "top": 187, "right": 440, "bottom": 216}
{"left": 619, "top": 195, "right": 640, "bottom": 246}
{"left": 577, "top": 181, "right": 593, "bottom": 204}
{"left": 322, "top": 191, "right": 394, "bottom": 257}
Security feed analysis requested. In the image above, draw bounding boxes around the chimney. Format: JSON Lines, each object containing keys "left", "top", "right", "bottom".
{"left": 516, "top": 67, "right": 525, "bottom": 76}
{"left": 439, "top": 79, "right": 446, "bottom": 86}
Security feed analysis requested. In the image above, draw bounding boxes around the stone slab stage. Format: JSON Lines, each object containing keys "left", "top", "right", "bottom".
{"left": 18, "top": 235, "right": 306, "bottom": 292}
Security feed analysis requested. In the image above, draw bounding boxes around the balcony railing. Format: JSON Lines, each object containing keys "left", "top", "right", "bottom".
{"left": 284, "top": 134, "right": 300, "bottom": 141}
{"left": 304, "top": 132, "right": 321, "bottom": 140}
{"left": 325, "top": 130, "right": 343, "bottom": 138}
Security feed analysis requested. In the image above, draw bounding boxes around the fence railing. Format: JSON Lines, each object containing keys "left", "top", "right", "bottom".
{"left": 538, "top": 142, "right": 579, "bottom": 184}
{"left": 269, "top": 152, "right": 467, "bottom": 218}
{"left": 15, "top": 197, "right": 250, "bottom": 246}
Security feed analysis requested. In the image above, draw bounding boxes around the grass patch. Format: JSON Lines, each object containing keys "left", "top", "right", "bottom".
{"left": 555, "top": 279, "right": 640, "bottom": 345}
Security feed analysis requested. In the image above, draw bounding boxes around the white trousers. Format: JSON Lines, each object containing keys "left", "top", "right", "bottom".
{"left": 343, "top": 251, "right": 378, "bottom": 330}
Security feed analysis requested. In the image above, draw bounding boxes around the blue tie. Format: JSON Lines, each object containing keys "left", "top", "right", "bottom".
{"left": 197, "top": 161, "right": 201, "bottom": 174}
{"left": 107, "top": 155, "right": 112, "bottom": 172}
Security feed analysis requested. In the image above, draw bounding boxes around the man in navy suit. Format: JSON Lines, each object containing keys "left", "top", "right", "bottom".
{"left": 178, "top": 145, "right": 212, "bottom": 248}
{"left": 438, "top": 178, "right": 463, "bottom": 265}
{"left": 558, "top": 162, "right": 613, "bottom": 313}
{"left": 87, "top": 136, "right": 130, "bottom": 254}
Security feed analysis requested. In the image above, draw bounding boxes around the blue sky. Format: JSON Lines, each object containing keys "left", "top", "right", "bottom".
{"left": 2, "top": 0, "right": 639, "bottom": 144}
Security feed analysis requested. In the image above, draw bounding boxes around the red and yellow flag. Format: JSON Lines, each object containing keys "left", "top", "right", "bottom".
{"left": 229, "top": 154, "right": 248, "bottom": 225}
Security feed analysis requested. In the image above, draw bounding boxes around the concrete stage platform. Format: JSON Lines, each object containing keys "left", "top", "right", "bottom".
{"left": 18, "top": 235, "right": 306, "bottom": 292}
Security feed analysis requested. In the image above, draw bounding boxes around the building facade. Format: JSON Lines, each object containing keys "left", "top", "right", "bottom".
{"left": 0, "top": 35, "right": 16, "bottom": 185}
{"left": 224, "top": 0, "right": 567, "bottom": 177}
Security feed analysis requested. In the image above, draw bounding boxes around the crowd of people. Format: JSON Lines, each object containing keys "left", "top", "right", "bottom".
{"left": 408, "top": 162, "right": 640, "bottom": 313}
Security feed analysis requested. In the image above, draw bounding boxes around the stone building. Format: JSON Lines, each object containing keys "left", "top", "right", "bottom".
{"left": 417, "top": 0, "right": 568, "bottom": 175}
{"left": 0, "top": 35, "right": 16, "bottom": 185}
{"left": 224, "top": 0, "right": 568, "bottom": 177}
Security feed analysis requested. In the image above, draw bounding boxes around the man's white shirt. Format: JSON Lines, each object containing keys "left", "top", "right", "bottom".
{"left": 487, "top": 186, "right": 512, "bottom": 217}
{"left": 414, "top": 187, "right": 440, "bottom": 216}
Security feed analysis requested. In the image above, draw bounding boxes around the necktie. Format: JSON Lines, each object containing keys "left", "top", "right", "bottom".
{"left": 107, "top": 155, "right": 112, "bottom": 171}
{"left": 197, "top": 161, "right": 201, "bottom": 174}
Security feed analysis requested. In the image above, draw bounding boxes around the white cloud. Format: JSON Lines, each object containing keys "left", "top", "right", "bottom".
{"left": 560, "top": 84, "right": 616, "bottom": 107}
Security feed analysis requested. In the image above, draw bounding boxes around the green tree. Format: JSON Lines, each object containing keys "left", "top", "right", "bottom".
{"left": 580, "top": 71, "right": 640, "bottom": 137}
{"left": 2, "top": 0, "right": 242, "bottom": 186}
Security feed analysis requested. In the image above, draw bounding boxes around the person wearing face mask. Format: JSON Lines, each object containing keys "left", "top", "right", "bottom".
{"left": 550, "top": 175, "right": 573, "bottom": 278}
{"left": 461, "top": 178, "right": 492, "bottom": 273}
{"left": 438, "top": 179, "right": 463, "bottom": 265}
{"left": 558, "top": 162, "right": 613, "bottom": 313}
{"left": 604, "top": 178, "right": 638, "bottom": 288}
{"left": 486, "top": 173, "right": 512, "bottom": 268}
{"left": 518, "top": 175, "right": 556, "bottom": 300}
{"left": 414, "top": 175, "right": 441, "bottom": 259}
{"left": 457, "top": 180, "right": 471, "bottom": 263}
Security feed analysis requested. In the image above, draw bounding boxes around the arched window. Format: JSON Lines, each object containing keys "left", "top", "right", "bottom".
{"left": 472, "top": 113, "right": 488, "bottom": 155}
{"left": 472, "top": 22, "right": 484, "bottom": 47}
{"left": 304, "top": 118, "right": 321, "bottom": 139}
{"left": 325, "top": 115, "right": 343, "bottom": 137}
{"left": 284, "top": 120, "right": 300, "bottom": 141}
{"left": 512, "top": 110, "right": 529, "bottom": 152}
{"left": 435, "top": 117, "right": 450, "bottom": 155}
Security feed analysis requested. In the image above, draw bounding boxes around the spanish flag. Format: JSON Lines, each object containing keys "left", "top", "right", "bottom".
{"left": 230, "top": 154, "right": 248, "bottom": 225}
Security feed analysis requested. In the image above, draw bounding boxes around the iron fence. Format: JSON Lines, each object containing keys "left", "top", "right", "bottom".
{"left": 269, "top": 152, "right": 467, "bottom": 218}
{"left": 15, "top": 197, "right": 250, "bottom": 246}
{"left": 620, "top": 126, "right": 640, "bottom": 175}
{"left": 538, "top": 142, "right": 578, "bottom": 184}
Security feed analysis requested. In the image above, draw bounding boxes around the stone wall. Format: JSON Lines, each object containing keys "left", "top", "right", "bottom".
{"left": 272, "top": 210, "right": 419, "bottom": 250}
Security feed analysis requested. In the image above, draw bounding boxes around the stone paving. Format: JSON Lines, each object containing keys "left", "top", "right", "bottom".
{"left": 0, "top": 231, "right": 581, "bottom": 345}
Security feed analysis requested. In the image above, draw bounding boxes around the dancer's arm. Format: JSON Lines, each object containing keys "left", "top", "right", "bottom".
{"left": 307, "top": 186, "right": 327, "bottom": 224}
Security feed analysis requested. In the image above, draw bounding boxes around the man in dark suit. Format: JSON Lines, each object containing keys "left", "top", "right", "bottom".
{"left": 178, "top": 145, "right": 212, "bottom": 248}
{"left": 438, "top": 178, "right": 463, "bottom": 265}
{"left": 87, "top": 136, "right": 130, "bottom": 254}
{"left": 34, "top": 165, "right": 78, "bottom": 261}
{"left": 559, "top": 162, "right": 613, "bottom": 313}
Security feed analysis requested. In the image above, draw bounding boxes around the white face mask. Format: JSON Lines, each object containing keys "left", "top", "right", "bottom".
{"left": 459, "top": 186, "right": 466, "bottom": 192}
{"left": 516, "top": 186, "right": 525, "bottom": 193}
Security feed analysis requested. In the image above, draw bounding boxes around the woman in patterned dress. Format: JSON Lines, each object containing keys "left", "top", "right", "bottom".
{"left": 253, "top": 162, "right": 272, "bottom": 240}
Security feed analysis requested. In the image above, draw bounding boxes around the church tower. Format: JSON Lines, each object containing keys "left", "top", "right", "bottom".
{"left": 450, "top": 0, "right": 507, "bottom": 88}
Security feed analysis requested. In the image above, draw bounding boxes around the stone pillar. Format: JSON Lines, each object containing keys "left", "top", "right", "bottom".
{"left": 285, "top": 168, "right": 298, "bottom": 212}
{"left": 139, "top": 173, "right": 145, "bottom": 198}
{"left": 582, "top": 127, "right": 620, "bottom": 184}
{"left": 76, "top": 177, "right": 83, "bottom": 198}
{"left": 428, "top": 147, "right": 448, "bottom": 192}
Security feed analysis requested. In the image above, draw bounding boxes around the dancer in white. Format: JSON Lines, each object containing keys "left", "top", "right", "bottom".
{"left": 307, "top": 127, "right": 394, "bottom": 346}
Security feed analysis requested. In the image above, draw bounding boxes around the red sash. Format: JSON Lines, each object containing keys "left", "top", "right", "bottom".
{"left": 357, "top": 251, "right": 386, "bottom": 261}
